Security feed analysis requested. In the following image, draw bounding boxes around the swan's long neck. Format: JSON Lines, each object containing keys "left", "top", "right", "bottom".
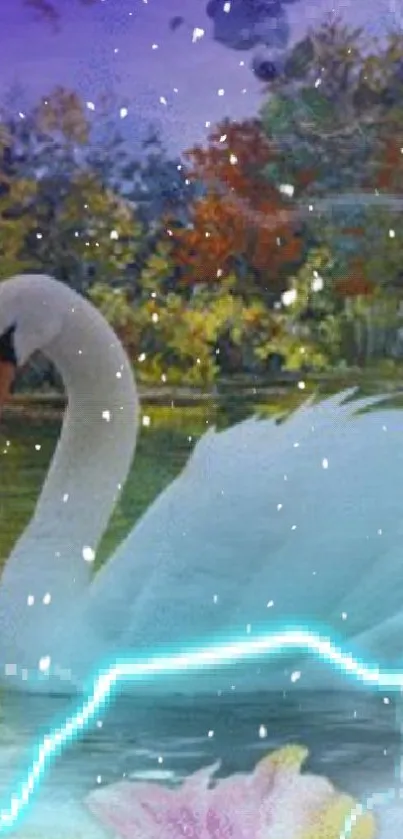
{"left": 0, "top": 288, "right": 138, "bottom": 673}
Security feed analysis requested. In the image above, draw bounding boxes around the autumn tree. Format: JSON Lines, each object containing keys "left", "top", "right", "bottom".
{"left": 170, "top": 119, "right": 304, "bottom": 294}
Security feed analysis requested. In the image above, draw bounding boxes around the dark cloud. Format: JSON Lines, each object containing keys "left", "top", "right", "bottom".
{"left": 169, "top": 15, "right": 184, "bottom": 32}
{"left": 206, "top": 0, "right": 300, "bottom": 51}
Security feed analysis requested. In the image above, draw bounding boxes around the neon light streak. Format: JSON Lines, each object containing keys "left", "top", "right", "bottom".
{"left": 0, "top": 628, "right": 401, "bottom": 836}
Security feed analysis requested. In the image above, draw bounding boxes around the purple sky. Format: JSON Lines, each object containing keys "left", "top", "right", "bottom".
{"left": 0, "top": 0, "right": 399, "bottom": 154}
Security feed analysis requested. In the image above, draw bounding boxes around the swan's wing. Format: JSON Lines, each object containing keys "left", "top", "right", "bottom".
{"left": 65, "top": 390, "right": 403, "bottom": 691}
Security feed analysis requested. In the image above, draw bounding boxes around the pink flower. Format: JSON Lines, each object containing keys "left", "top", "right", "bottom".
{"left": 85, "top": 745, "right": 375, "bottom": 839}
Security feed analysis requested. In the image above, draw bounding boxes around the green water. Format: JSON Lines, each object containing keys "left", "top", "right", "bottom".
{"left": 0, "top": 386, "right": 316, "bottom": 574}
{"left": 0, "top": 396, "right": 278, "bottom": 573}
{"left": 0, "top": 402, "right": 207, "bottom": 573}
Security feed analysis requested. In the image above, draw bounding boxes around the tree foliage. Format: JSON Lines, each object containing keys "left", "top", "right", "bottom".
{"left": 90, "top": 238, "right": 292, "bottom": 385}
{"left": 0, "top": 87, "right": 142, "bottom": 288}
{"left": 171, "top": 119, "right": 303, "bottom": 290}
{"left": 256, "top": 18, "right": 403, "bottom": 365}
{"left": 7, "top": 17, "right": 403, "bottom": 384}
{"left": 261, "top": 20, "right": 403, "bottom": 200}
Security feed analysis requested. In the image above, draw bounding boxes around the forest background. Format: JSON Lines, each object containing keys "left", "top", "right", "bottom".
{"left": 4, "top": 13, "right": 403, "bottom": 391}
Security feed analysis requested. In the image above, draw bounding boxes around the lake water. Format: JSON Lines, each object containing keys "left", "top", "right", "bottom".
{"left": 0, "top": 688, "right": 402, "bottom": 836}
{"left": 1, "top": 394, "right": 403, "bottom": 838}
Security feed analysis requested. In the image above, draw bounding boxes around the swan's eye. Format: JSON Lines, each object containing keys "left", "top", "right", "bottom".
{"left": 0, "top": 324, "right": 17, "bottom": 366}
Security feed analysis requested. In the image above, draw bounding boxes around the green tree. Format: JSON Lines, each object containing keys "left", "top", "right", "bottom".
{"left": 90, "top": 237, "right": 301, "bottom": 385}
{"left": 0, "top": 122, "right": 38, "bottom": 279}
{"left": 0, "top": 87, "right": 142, "bottom": 289}
{"left": 258, "top": 18, "right": 403, "bottom": 367}
{"left": 255, "top": 247, "right": 343, "bottom": 371}
{"left": 260, "top": 20, "right": 403, "bottom": 194}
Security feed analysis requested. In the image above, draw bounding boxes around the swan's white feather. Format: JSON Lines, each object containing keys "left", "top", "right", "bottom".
{"left": 54, "top": 389, "right": 403, "bottom": 693}
{"left": 2, "top": 276, "right": 402, "bottom": 694}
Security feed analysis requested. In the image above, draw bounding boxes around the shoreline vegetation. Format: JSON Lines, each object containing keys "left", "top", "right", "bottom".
{"left": 5, "top": 366, "right": 403, "bottom": 421}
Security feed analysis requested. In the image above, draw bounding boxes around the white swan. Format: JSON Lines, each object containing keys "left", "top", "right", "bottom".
{"left": 0, "top": 273, "right": 402, "bottom": 695}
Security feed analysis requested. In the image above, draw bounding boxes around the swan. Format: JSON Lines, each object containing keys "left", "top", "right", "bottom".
{"left": 0, "top": 273, "right": 402, "bottom": 695}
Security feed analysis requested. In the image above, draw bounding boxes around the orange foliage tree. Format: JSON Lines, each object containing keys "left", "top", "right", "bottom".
{"left": 368, "top": 134, "right": 403, "bottom": 193}
{"left": 169, "top": 119, "right": 305, "bottom": 290}
{"left": 334, "top": 257, "right": 375, "bottom": 298}
{"left": 336, "top": 127, "right": 403, "bottom": 297}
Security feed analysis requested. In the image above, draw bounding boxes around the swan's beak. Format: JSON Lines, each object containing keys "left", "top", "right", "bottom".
{"left": 0, "top": 361, "right": 15, "bottom": 414}
{"left": 0, "top": 324, "right": 18, "bottom": 414}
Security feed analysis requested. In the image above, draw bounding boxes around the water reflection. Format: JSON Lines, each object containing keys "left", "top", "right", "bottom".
{"left": 0, "top": 688, "right": 398, "bottom": 800}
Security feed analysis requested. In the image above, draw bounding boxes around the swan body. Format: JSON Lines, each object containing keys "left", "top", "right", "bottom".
{"left": 0, "top": 274, "right": 402, "bottom": 695}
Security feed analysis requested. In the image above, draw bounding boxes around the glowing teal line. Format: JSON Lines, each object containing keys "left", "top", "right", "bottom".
{"left": 0, "top": 627, "right": 401, "bottom": 835}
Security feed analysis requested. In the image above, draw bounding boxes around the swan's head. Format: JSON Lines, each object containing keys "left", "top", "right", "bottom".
{"left": 0, "top": 274, "right": 64, "bottom": 408}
